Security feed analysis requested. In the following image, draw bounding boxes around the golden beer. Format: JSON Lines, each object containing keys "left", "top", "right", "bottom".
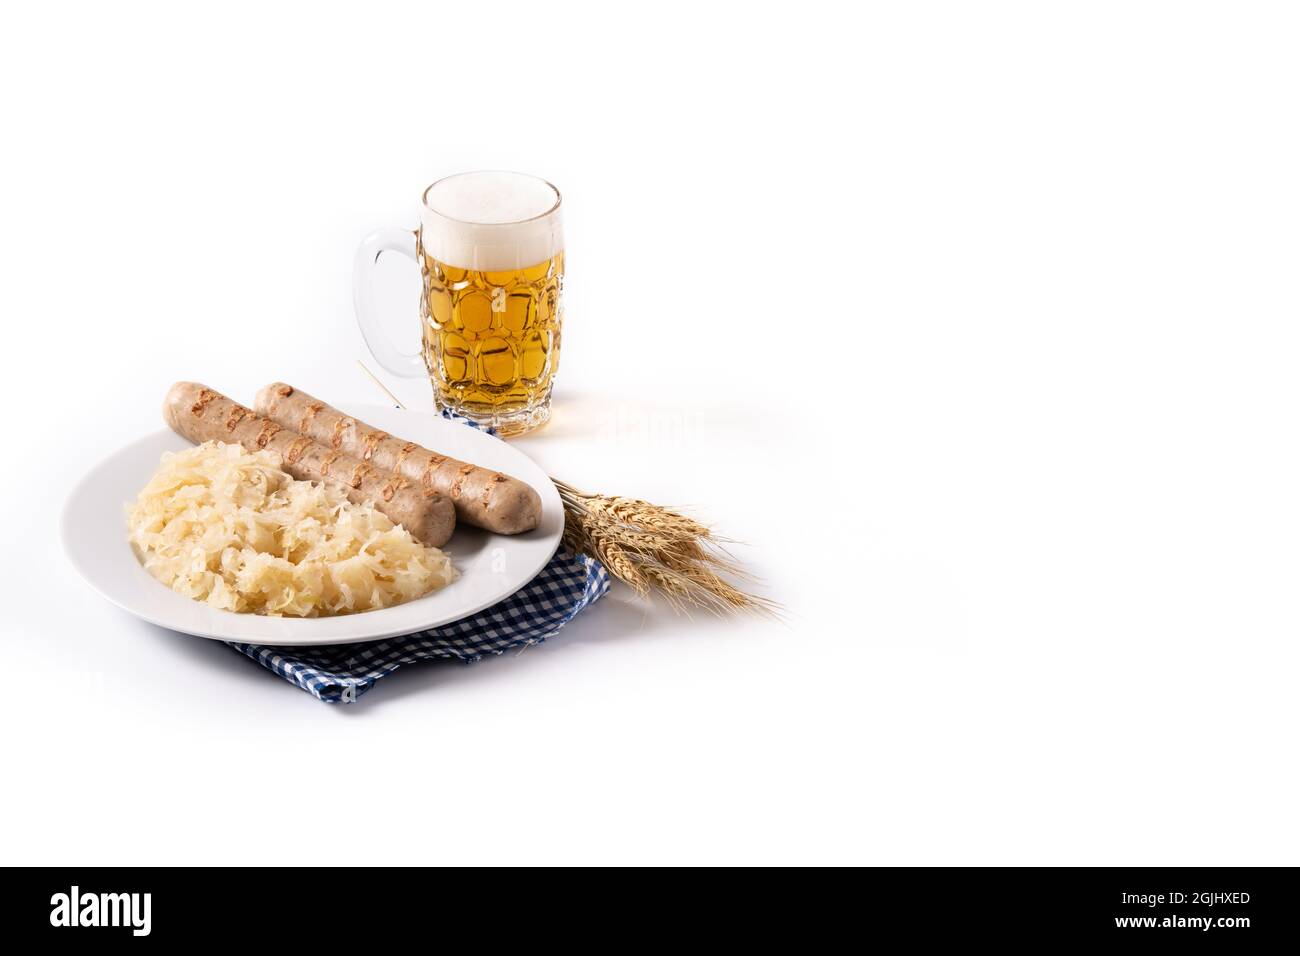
{"left": 354, "top": 171, "right": 564, "bottom": 436}
{"left": 418, "top": 247, "right": 563, "bottom": 435}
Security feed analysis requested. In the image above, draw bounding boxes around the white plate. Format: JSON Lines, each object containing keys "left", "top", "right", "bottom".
{"left": 62, "top": 405, "right": 563, "bottom": 646}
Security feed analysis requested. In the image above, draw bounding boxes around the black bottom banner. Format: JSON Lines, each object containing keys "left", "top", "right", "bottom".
{"left": 4, "top": 866, "right": 1295, "bottom": 944}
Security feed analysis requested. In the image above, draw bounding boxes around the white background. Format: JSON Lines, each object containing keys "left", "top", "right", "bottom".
{"left": 1, "top": 1, "right": 1297, "bottom": 865}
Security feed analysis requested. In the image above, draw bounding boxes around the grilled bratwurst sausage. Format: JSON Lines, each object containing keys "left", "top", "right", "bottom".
{"left": 163, "top": 382, "right": 455, "bottom": 547}
{"left": 254, "top": 382, "right": 542, "bottom": 535}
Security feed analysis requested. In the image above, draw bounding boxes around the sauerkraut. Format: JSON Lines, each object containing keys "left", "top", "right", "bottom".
{"left": 126, "top": 441, "right": 457, "bottom": 616}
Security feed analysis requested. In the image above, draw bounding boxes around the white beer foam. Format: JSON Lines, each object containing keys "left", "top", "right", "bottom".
{"left": 421, "top": 171, "right": 563, "bottom": 272}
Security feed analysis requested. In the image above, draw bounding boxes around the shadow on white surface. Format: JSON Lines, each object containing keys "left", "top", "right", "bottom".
{"left": 135, "top": 618, "right": 297, "bottom": 690}
{"left": 324, "top": 593, "right": 688, "bottom": 712}
{"left": 517, "top": 390, "right": 767, "bottom": 449}
{"left": 127, "top": 589, "right": 696, "bottom": 711}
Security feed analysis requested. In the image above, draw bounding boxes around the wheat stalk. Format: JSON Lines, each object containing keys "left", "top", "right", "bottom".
{"left": 359, "top": 362, "right": 777, "bottom": 616}
{"left": 554, "top": 479, "right": 779, "bottom": 617}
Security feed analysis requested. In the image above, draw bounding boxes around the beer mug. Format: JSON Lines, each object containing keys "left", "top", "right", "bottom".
{"left": 354, "top": 171, "right": 564, "bottom": 436}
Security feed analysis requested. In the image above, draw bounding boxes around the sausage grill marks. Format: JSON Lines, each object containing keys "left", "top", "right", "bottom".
{"left": 162, "top": 382, "right": 455, "bottom": 548}
{"left": 255, "top": 421, "right": 282, "bottom": 448}
{"left": 285, "top": 436, "right": 312, "bottom": 464}
{"left": 224, "top": 405, "right": 250, "bottom": 431}
{"left": 297, "top": 401, "right": 324, "bottom": 435}
{"left": 359, "top": 429, "right": 388, "bottom": 461}
{"left": 254, "top": 382, "right": 542, "bottom": 535}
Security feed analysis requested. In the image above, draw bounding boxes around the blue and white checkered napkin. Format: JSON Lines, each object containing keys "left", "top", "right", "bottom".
{"left": 225, "top": 412, "right": 610, "bottom": 704}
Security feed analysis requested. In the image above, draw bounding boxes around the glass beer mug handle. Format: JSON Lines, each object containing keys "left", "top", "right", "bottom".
{"left": 352, "top": 227, "right": 426, "bottom": 378}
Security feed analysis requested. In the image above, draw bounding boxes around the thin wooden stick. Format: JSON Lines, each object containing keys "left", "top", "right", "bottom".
{"left": 357, "top": 359, "right": 407, "bottom": 409}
